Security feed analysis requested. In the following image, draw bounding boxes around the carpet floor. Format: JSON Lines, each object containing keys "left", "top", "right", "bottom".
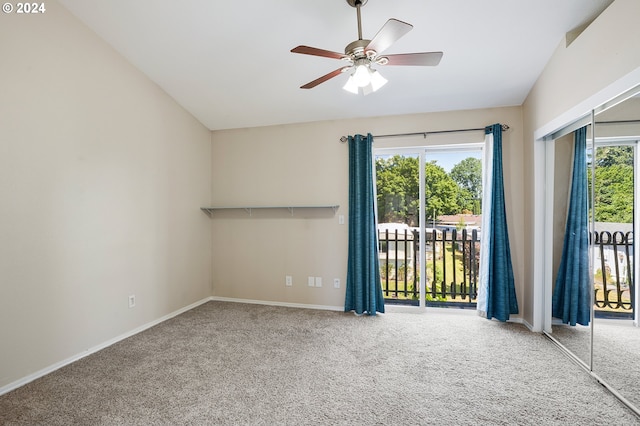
{"left": 1, "top": 301, "right": 639, "bottom": 425}
{"left": 550, "top": 318, "right": 640, "bottom": 411}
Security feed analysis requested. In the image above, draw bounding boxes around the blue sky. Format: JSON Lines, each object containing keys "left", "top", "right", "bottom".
{"left": 432, "top": 151, "right": 482, "bottom": 172}
{"left": 376, "top": 149, "right": 482, "bottom": 173}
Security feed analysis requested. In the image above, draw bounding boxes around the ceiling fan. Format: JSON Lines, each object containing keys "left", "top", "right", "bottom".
{"left": 291, "top": 0, "right": 443, "bottom": 95}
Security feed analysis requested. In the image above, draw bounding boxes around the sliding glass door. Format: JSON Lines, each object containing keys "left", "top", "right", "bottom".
{"left": 375, "top": 144, "right": 483, "bottom": 308}
{"left": 376, "top": 151, "right": 423, "bottom": 304}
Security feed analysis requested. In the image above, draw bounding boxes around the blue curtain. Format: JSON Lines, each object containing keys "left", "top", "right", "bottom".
{"left": 478, "top": 124, "right": 519, "bottom": 321}
{"left": 552, "top": 126, "right": 590, "bottom": 326}
{"left": 345, "top": 134, "right": 385, "bottom": 315}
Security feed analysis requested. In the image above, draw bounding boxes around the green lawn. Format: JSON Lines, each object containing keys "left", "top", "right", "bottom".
{"left": 381, "top": 244, "right": 477, "bottom": 303}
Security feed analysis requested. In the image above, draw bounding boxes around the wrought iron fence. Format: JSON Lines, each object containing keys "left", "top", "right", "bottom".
{"left": 593, "top": 230, "right": 634, "bottom": 315}
{"left": 378, "top": 228, "right": 480, "bottom": 305}
{"left": 378, "top": 227, "right": 635, "bottom": 314}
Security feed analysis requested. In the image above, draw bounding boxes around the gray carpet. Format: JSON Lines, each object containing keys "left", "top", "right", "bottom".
{"left": 552, "top": 318, "right": 640, "bottom": 411}
{"left": 593, "top": 319, "right": 640, "bottom": 409}
{"left": 1, "top": 301, "right": 639, "bottom": 425}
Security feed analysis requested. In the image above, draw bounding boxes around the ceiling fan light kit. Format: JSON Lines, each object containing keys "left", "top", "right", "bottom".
{"left": 291, "top": 0, "right": 443, "bottom": 95}
{"left": 343, "top": 65, "right": 388, "bottom": 95}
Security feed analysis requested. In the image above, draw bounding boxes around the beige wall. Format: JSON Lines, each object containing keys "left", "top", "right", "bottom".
{"left": 0, "top": 1, "right": 212, "bottom": 390}
{"left": 211, "top": 107, "right": 524, "bottom": 310}
{"left": 524, "top": 0, "right": 640, "bottom": 133}
{"left": 552, "top": 133, "right": 575, "bottom": 278}
{"left": 523, "top": 0, "right": 640, "bottom": 326}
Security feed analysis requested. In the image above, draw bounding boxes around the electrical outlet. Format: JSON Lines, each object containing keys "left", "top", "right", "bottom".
{"left": 338, "top": 215, "right": 345, "bottom": 225}
{"left": 333, "top": 278, "right": 341, "bottom": 289}
{"left": 315, "top": 277, "right": 322, "bottom": 287}
{"left": 308, "top": 276, "right": 315, "bottom": 287}
{"left": 285, "top": 275, "right": 293, "bottom": 287}
{"left": 128, "top": 295, "right": 136, "bottom": 308}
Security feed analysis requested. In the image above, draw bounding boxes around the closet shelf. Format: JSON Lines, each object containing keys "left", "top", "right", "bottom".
{"left": 201, "top": 205, "right": 339, "bottom": 216}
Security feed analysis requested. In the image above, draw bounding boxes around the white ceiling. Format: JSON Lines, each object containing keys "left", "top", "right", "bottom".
{"left": 58, "top": 0, "right": 613, "bottom": 131}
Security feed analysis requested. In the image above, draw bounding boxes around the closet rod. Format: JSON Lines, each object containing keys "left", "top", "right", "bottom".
{"left": 339, "top": 124, "right": 509, "bottom": 143}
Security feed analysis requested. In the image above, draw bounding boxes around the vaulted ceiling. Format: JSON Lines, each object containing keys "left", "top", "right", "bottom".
{"left": 59, "top": 0, "right": 613, "bottom": 131}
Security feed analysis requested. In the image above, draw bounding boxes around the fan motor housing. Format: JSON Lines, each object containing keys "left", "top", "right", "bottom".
{"left": 345, "top": 39, "right": 371, "bottom": 58}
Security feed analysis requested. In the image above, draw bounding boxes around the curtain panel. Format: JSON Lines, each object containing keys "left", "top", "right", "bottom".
{"left": 552, "top": 126, "right": 591, "bottom": 326}
{"left": 344, "top": 134, "right": 384, "bottom": 315}
{"left": 478, "top": 124, "right": 519, "bottom": 321}
{"left": 345, "top": 134, "right": 385, "bottom": 315}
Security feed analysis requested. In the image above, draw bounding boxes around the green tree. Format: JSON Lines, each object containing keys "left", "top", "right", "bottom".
{"left": 589, "top": 146, "right": 634, "bottom": 223}
{"left": 376, "top": 156, "right": 472, "bottom": 225}
{"left": 595, "top": 146, "right": 634, "bottom": 168}
{"left": 450, "top": 157, "right": 482, "bottom": 214}
{"left": 425, "top": 161, "right": 460, "bottom": 221}
{"left": 376, "top": 155, "right": 419, "bottom": 225}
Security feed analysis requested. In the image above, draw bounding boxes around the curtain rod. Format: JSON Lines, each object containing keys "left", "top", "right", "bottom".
{"left": 595, "top": 120, "right": 640, "bottom": 125}
{"left": 339, "top": 124, "right": 509, "bottom": 143}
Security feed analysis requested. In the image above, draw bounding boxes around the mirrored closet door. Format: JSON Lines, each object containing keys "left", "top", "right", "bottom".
{"left": 544, "top": 83, "right": 640, "bottom": 416}
{"left": 592, "top": 88, "right": 640, "bottom": 410}
{"left": 549, "top": 122, "right": 593, "bottom": 369}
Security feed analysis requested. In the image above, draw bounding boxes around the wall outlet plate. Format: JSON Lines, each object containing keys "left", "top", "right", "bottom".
{"left": 128, "top": 295, "right": 136, "bottom": 308}
{"left": 308, "top": 276, "right": 315, "bottom": 287}
{"left": 285, "top": 275, "right": 293, "bottom": 287}
{"left": 315, "top": 277, "right": 322, "bottom": 287}
{"left": 333, "top": 278, "right": 341, "bottom": 289}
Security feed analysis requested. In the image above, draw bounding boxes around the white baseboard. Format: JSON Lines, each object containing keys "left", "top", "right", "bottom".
{"left": 1, "top": 297, "right": 536, "bottom": 397}
{"left": 521, "top": 317, "right": 542, "bottom": 332}
{"left": 478, "top": 310, "right": 529, "bottom": 328}
{"left": 0, "top": 297, "right": 211, "bottom": 397}
{"left": 509, "top": 316, "right": 526, "bottom": 326}
{"left": 210, "top": 296, "right": 343, "bottom": 312}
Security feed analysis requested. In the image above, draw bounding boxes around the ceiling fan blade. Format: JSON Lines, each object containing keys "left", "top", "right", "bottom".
{"left": 366, "top": 18, "right": 413, "bottom": 55}
{"left": 300, "top": 67, "right": 346, "bottom": 89}
{"left": 291, "top": 45, "right": 347, "bottom": 60}
{"left": 382, "top": 52, "right": 443, "bottom": 66}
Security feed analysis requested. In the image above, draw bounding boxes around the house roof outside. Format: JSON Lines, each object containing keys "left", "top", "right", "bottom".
{"left": 593, "top": 222, "right": 633, "bottom": 235}
{"left": 437, "top": 214, "right": 482, "bottom": 228}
